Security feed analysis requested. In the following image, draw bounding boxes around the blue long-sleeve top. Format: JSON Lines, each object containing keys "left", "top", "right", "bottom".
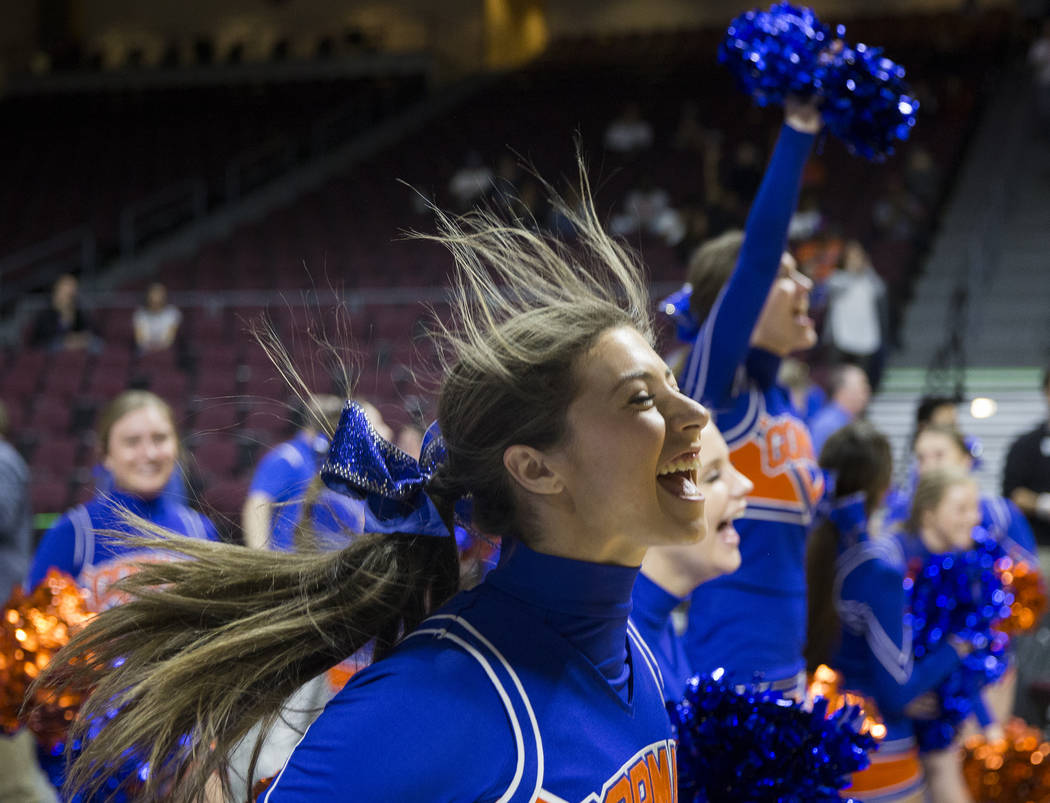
{"left": 263, "top": 542, "right": 678, "bottom": 802}
{"left": 26, "top": 488, "right": 218, "bottom": 610}
{"left": 834, "top": 523, "right": 960, "bottom": 743}
{"left": 631, "top": 572, "right": 690, "bottom": 702}
{"left": 681, "top": 124, "right": 825, "bottom": 684}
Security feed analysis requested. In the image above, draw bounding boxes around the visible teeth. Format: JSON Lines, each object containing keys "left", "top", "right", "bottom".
{"left": 657, "top": 455, "right": 701, "bottom": 476}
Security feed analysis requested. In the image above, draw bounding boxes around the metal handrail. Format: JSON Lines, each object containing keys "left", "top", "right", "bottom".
{"left": 119, "top": 178, "right": 208, "bottom": 257}
{"left": 0, "top": 226, "right": 96, "bottom": 304}
{"left": 225, "top": 136, "right": 296, "bottom": 202}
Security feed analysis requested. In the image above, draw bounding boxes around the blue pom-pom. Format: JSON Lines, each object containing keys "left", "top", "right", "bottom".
{"left": 718, "top": 4, "right": 919, "bottom": 161}
{"left": 669, "top": 671, "right": 876, "bottom": 801}
{"left": 718, "top": 3, "right": 834, "bottom": 107}
{"left": 818, "top": 42, "right": 919, "bottom": 161}
{"left": 904, "top": 532, "right": 1011, "bottom": 752}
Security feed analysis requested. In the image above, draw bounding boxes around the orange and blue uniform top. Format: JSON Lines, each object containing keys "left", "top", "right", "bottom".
{"left": 631, "top": 572, "right": 691, "bottom": 703}
{"left": 680, "top": 124, "right": 823, "bottom": 684}
{"left": 26, "top": 488, "right": 218, "bottom": 610}
{"left": 262, "top": 543, "right": 678, "bottom": 803}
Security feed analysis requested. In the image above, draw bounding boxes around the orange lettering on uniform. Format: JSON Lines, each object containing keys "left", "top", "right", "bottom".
{"left": 628, "top": 758, "right": 652, "bottom": 803}
{"left": 730, "top": 415, "right": 820, "bottom": 511}
{"left": 602, "top": 776, "right": 632, "bottom": 803}
{"left": 645, "top": 747, "right": 673, "bottom": 803}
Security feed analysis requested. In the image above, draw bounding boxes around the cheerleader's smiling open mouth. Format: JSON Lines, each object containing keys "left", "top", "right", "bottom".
{"left": 657, "top": 450, "right": 704, "bottom": 501}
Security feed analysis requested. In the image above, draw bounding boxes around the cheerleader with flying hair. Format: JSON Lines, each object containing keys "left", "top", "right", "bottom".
{"left": 805, "top": 423, "right": 971, "bottom": 803}
{"left": 33, "top": 167, "right": 710, "bottom": 803}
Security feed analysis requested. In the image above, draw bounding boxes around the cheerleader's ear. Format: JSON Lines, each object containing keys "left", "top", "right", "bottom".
{"left": 502, "top": 444, "right": 564, "bottom": 497}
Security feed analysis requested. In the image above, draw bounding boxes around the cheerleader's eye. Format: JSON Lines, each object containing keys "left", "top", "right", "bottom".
{"left": 630, "top": 393, "right": 655, "bottom": 408}
{"left": 702, "top": 470, "right": 721, "bottom": 484}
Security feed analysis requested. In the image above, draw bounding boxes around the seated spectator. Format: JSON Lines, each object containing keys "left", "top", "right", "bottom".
{"left": 788, "top": 189, "right": 824, "bottom": 241}
{"left": 609, "top": 177, "right": 679, "bottom": 242}
{"left": 809, "top": 364, "right": 872, "bottom": 455}
{"left": 29, "top": 274, "right": 100, "bottom": 351}
{"left": 603, "top": 101, "right": 653, "bottom": 154}
{"left": 133, "top": 282, "right": 182, "bottom": 353}
{"left": 448, "top": 151, "right": 494, "bottom": 211}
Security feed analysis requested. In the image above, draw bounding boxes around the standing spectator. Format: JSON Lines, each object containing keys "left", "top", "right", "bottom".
{"left": 0, "top": 400, "right": 31, "bottom": 602}
{"left": 808, "top": 364, "right": 872, "bottom": 456}
{"left": 1003, "top": 365, "right": 1050, "bottom": 579}
{"left": 242, "top": 394, "right": 366, "bottom": 551}
{"left": 823, "top": 240, "right": 889, "bottom": 389}
{"left": 28, "top": 274, "right": 99, "bottom": 351}
{"left": 133, "top": 282, "right": 182, "bottom": 353}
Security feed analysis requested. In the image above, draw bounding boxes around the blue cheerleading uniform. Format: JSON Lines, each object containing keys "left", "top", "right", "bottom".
{"left": 680, "top": 124, "right": 824, "bottom": 684}
{"left": 263, "top": 542, "right": 677, "bottom": 803}
{"left": 250, "top": 432, "right": 330, "bottom": 551}
{"left": 833, "top": 519, "right": 960, "bottom": 801}
{"left": 631, "top": 572, "right": 691, "bottom": 703}
{"left": 834, "top": 532, "right": 960, "bottom": 740}
{"left": 26, "top": 488, "right": 218, "bottom": 611}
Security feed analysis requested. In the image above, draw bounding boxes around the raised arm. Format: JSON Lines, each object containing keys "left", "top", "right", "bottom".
{"left": 681, "top": 101, "right": 819, "bottom": 407}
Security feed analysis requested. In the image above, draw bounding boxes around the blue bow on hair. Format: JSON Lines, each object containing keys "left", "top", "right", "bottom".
{"left": 321, "top": 401, "right": 452, "bottom": 538}
{"left": 658, "top": 283, "right": 701, "bottom": 343}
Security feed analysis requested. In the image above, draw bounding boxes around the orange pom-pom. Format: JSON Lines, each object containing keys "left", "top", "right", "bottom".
{"left": 964, "top": 718, "right": 1050, "bottom": 802}
{"left": 994, "top": 558, "right": 1048, "bottom": 636}
{"left": 807, "top": 664, "right": 886, "bottom": 741}
{"left": 0, "top": 569, "right": 94, "bottom": 748}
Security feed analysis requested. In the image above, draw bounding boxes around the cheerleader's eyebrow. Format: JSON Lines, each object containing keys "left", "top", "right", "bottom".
{"left": 611, "top": 367, "right": 675, "bottom": 395}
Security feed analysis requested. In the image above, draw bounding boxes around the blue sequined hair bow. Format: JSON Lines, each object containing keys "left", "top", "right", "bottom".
{"left": 321, "top": 401, "right": 453, "bottom": 538}
{"left": 658, "top": 284, "right": 701, "bottom": 344}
